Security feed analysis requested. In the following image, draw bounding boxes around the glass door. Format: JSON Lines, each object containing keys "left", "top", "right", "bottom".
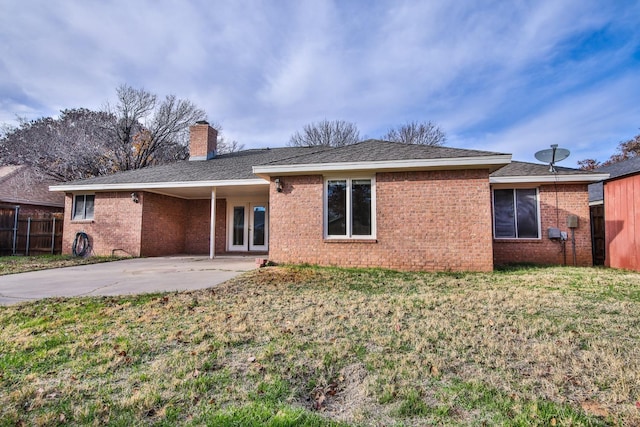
{"left": 249, "top": 204, "right": 268, "bottom": 252}
{"left": 228, "top": 202, "right": 268, "bottom": 252}
{"left": 228, "top": 205, "right": 247, "bottom": 251}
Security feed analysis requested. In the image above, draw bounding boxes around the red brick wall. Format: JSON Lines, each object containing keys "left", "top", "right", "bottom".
{"left": 184, "top": 199, "right": 210, "bottom": 254}
{"left": 492, "top": 184, "right": 592, "bottom": 266}
{"left": 62, "top": 192, "right": 227, "bottom": 257}
{"left": 189, "top": 123, "right": 218, "bottom": 160}
{"left": 215, "top": 199, "right": 227, "bottom": 255}
{"left": 604, "top": 174, "right": 640, "bottom": 271}
{"left": 140, "top": 193, "right": 187, "bottom": 256}
{"left": 268, "top": 170, "right": 495, "bottom": 272}
{"left": 62, "top": 192, "right": 143, "bottom": 257}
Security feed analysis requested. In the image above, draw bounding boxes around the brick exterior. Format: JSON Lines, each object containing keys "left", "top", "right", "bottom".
{"left": 492, "top": 184, "right": 593, "bottom": 266}
{"left": 141, "top": 193, "right": 188, "bottom": 256}
{"left": 62, "top": 192, "right": 144, "bottom": 257}
{"left": 62, "top": 192, "right": 228, "bottom": 257}
{"left": 60, "top": 176, "right": 594, "bottom": 271}
{"left": 215, "top": 199, "right": 227, "bottom": 255}
{"left": 189, "top": 123, "right": 218, "bottom": 160}
{"left": 268, "top": 170, "right": 495, "bottom": 272}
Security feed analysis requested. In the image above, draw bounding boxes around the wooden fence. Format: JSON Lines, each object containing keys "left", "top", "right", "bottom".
{"left": 0, "top": 205, "right": 63, "bottom": 256}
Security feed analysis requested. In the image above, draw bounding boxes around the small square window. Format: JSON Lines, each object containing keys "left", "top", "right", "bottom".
{"left": 73, "top": 195, "right": 95, "bottom": 220}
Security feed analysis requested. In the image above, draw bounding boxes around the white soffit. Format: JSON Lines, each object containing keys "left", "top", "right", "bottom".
{"left": 490, "top": 173, "right": 609, "bottom": 184}
{"left": 49, "top": 178, "right": 269, "bottom": 192}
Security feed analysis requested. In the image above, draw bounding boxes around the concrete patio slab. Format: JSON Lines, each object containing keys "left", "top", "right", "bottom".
{"left": 0, "top": 256, "right": 257, "bottom": 306}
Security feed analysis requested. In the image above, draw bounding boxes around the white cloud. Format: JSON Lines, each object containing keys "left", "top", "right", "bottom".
{"left": 0, "top": 0, "right": 638, "bottom": 165}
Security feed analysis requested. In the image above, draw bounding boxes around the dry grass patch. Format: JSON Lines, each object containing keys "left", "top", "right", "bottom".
{"left": 1, "top": 265, "right": 639, "bottom": 425}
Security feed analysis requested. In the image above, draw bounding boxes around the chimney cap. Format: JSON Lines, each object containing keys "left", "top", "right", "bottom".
{"left": 195, "top": 120, "right": 209, "bottom": 125}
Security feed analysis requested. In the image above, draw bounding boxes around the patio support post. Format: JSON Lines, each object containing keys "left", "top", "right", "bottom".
{"left": 209, "top": 188, "right": 216, "bottom": 259}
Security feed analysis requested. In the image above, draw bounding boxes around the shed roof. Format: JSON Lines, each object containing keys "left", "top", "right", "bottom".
{"left": 588, "top": 156, "right": 640, "bottom": 203}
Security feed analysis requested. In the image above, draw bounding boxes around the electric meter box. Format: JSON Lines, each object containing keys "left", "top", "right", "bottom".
{"left": 567, "top": 215, "right": 578, "bottom": 228}
{"left": 548, "top": 227, "right": 561, "bottom": 239}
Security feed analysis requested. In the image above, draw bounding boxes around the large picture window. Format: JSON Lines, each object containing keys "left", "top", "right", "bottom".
{"left": 73, "top": 194, "right": 95, "bottom": 220}
{"left": 493, "top": 188, "right": 539, "bottom": 239}
{"left": 326, "top": 178, "right": 374, "bottom": 238}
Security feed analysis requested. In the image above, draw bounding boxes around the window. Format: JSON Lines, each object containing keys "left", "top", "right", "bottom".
{"left": 73, "top": 194, "right": 95, "bottom": 220}
{"left": 325, "top": 178, "right": 374, "bottom": 238}
{"left": 493, "top": 188, "right": 539, "bottom": 239}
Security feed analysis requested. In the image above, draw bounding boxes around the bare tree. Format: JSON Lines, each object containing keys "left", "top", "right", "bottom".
{"left": 205, "top": 121, "right": 245, "bottom": 154}
{"left": 288, "top": 119, "right": 361, "bottom": 147}
{"left": 217, "top": 136, "right": 245, "bottom": 154}
{"left": 577, "top": 132, "right": 640, "bottom": 169}
{"left": 383, "top": 121, "right": 446, "bottom": 146}
{"left": 0, "top": 85, "right": 209, "bottom": 181}
{"left": 106, "top": 84, "right": 206, "bottom": 171}
{"left": 0, "top": 108, "right": 115, "bottom": 181}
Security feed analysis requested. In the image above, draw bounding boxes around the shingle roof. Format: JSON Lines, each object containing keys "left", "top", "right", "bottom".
{"left": 490, "top": 161, "right": 596, "bottom": 177}
{"left": 588, "top": 156, "right": 640, "bottom": 203}
{"left": 0, "top": 165, "right": 65, "bottom": 207}
{"left": 262, "top": 139, "right": 507, "bottom": 166}
{"left": 60, "top": 146, "right": 329, "bottom": 186}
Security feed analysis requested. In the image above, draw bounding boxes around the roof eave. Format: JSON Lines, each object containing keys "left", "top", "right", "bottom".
{"left": 49, "top": 178, "right": 269, "bottom": 192}
{"left": 253, "top": 155, "right": 512, "bottom": 178}
{"left": 490, "top": 173, "right": 609, "bottom": 184}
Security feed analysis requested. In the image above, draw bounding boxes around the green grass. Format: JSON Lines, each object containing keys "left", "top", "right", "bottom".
{"left": 1, "top": 265, "right": 639, "bottom": 425}
{"left": 0, "top": 254, "right": 125, "bottom": 275}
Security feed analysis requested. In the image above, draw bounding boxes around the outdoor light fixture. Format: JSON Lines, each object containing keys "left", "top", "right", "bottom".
{"left": 131, "top": 192, "right": 139, "bottom": 203}
{"left": 275, "top": 178, "right": 283, "bottom": 193}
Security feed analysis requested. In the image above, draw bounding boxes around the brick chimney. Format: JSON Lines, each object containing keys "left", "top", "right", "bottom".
{"left": 189, "top": 121, "right": 218, "bottom": 161}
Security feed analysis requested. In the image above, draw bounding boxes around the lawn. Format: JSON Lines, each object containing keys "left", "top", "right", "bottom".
{"left": 1, "top": 265, "right": 639, "bottom": 426}
{"left": 0, "top": 255, "right": 124, "bottom": 276}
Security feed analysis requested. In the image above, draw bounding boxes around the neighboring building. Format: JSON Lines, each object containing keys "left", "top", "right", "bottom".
{"left": 588, "top": 157, "right": 640, "bottom": 271}
{"left": 50, "top": 122, "right": 607, "bottom": 271}
{"left": 0, "top": 165, "right": 65, "bottom": 216}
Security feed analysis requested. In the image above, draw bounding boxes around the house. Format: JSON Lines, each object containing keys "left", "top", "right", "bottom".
{"left": 588, "top": 157, "right": 640, "bottom": 271}
{"left": 50, "top": 122, "right": 607, "bottom": 271}
{"left": 0, "top": 165, "right": 65, "bottom": 216}
{"left": 0, "top": 165, "right": 65, "bottom": 255}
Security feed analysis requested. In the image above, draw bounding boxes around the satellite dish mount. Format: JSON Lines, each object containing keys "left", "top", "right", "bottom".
{"left": 535, "top": 144, "right": 570, "bottom": 173}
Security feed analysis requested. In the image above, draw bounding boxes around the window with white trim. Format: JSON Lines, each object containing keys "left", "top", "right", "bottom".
{"left": 73, "top": 194, "right": 95, "bottom": 220}
{"left": 325, "top": 177, "right": 375, "bottom": 238}
{"left": 493, "top": 188, "right": 539, "bottom": 239}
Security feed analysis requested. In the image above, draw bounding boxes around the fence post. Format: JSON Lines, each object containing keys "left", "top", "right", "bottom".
{"left": 25, "top": 217, "right": 31, "bottom": 256}
{"left": 51, "top": 217, "right": 56, "bottom": 254}
{"left": 12, "top": 206, "right": 19, "bottom": 256}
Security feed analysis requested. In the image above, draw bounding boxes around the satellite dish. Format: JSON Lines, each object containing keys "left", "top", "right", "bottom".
{"left": 535, "top": 144, "right": 570, "bottom": 172}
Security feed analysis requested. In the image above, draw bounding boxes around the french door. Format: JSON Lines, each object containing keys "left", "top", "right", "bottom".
{"left": 228, "top": 202, "right": 268, "bottom": 252}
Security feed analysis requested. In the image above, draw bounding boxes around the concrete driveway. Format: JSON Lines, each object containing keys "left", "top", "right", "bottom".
{"left": 0, "top": 256, "right": 257, "bottom": 306}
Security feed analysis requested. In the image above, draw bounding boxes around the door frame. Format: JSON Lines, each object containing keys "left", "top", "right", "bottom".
{"left": 226, "top": 199, "right": 269, "bottom": 252}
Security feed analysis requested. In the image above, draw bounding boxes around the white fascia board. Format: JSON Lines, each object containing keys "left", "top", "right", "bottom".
{"left": 252, "top": 155, "right": 512, "bottom": 176}
{"left": 489, "top": 173, "right": 609, "bottom": 184}
{"left": 49, "top": 178, "right": 268, "bottom": 192}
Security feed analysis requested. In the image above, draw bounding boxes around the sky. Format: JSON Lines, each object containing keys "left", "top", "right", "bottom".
{"left": 1, "top": 0, "right": 639, "bottom": 166}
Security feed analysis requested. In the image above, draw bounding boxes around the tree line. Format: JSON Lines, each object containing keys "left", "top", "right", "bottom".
{"left": 0, "top": 85, "right": 447, "bottom": 182}
{"left": 0, "top": 85, "right": 242, "bottom": 182}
